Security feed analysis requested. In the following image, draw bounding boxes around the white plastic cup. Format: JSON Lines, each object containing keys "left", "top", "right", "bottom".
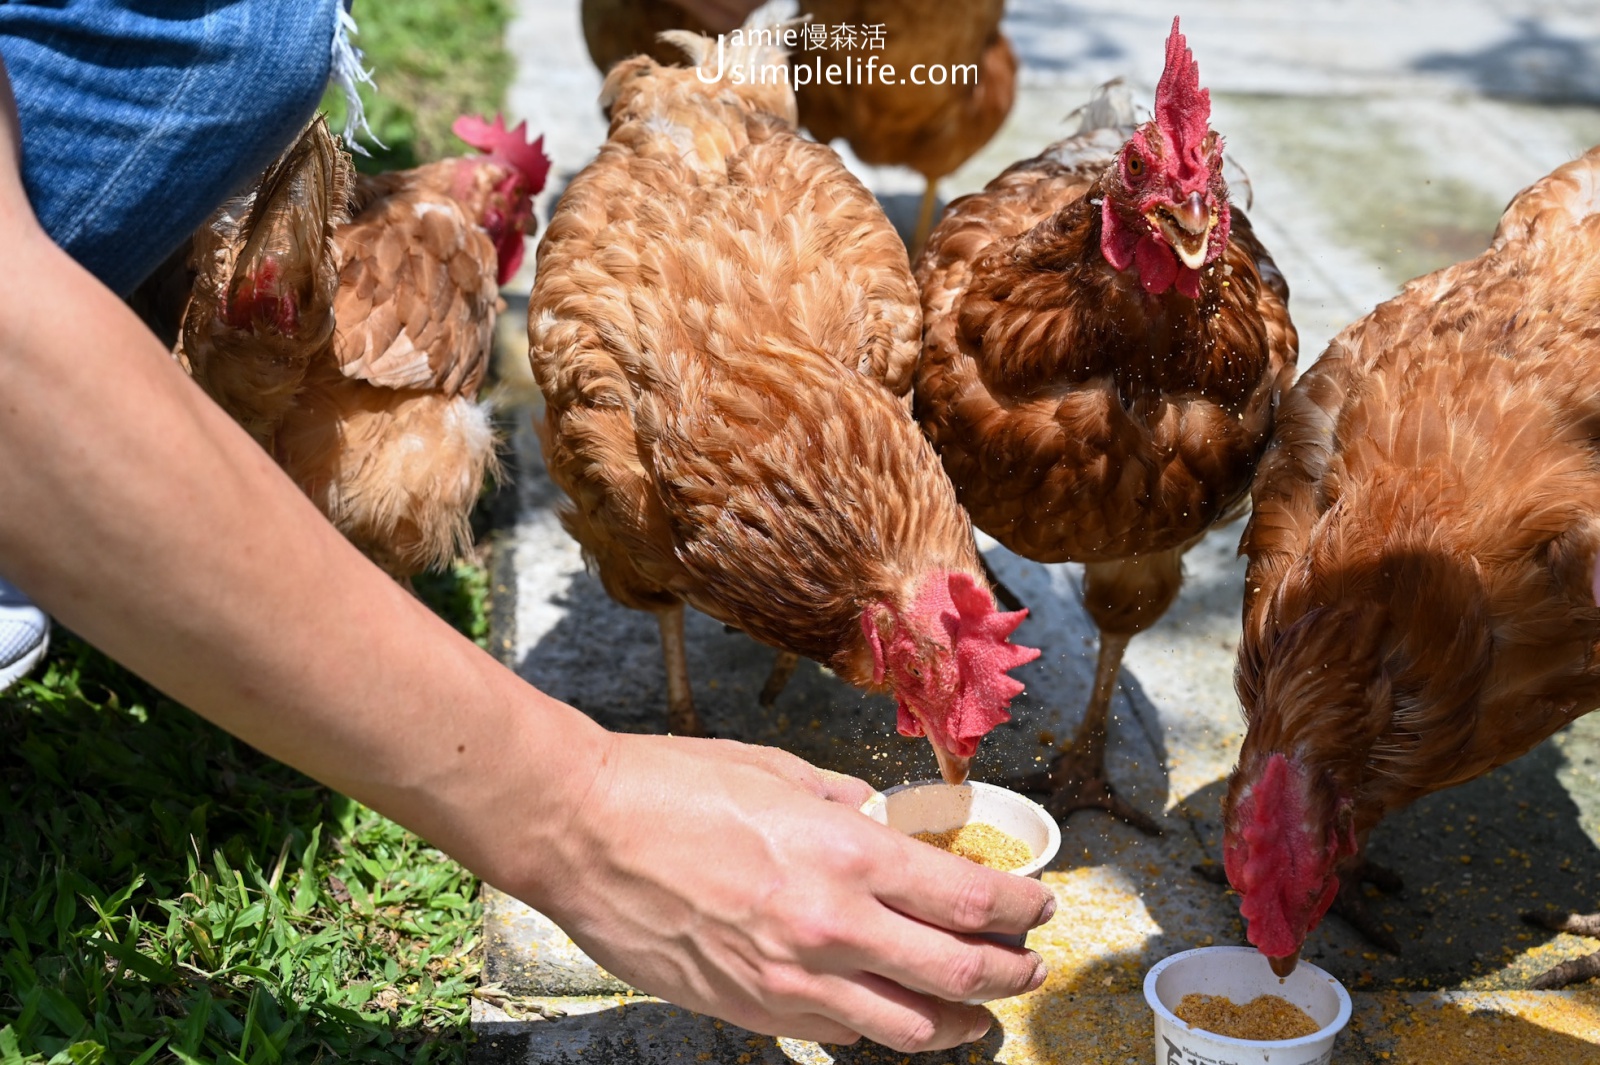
{"left": 1143, "top": 946, "right": 1352, "bottom": 1065}
{"left": 860, "top": 779, "right": 1061, "bottom": 949}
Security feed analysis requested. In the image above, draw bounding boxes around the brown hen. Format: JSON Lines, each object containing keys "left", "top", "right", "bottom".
{"left": 181, "top": 114, "right": 550, "bottom": 577}
{"left": 915, "top": 22, "right": 1296, "bottom": 830}
{"left": 1223, "top": 145, "right": 1600, "bottom": 989}
{"left": 529, "top": 25, "right": 1037, "bottom": 778}
{"left": 794, "top": 0, "right": 1016, "bottom": 254}
{"left": 577, "top": 1, "right": 1015, "bottom": 255}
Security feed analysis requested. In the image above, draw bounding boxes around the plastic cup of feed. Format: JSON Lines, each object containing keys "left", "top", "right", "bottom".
{"left": 860, "top": 779, "right": 1061, "bottom": 951}
{"left": 1143, "top": 946, "right": 1353, "bottom": 1065}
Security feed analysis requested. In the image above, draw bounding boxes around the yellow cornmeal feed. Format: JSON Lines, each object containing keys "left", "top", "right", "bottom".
{"left": 1175, "top": 993, "right": 1321, "bottom": 1040}
{"left": 913, "top": 822, "right": 1032, "bottom": 871}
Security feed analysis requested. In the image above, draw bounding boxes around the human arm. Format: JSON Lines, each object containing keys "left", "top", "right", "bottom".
{"left": 0, "top": 67, "right": 1051, "bottom": 1050}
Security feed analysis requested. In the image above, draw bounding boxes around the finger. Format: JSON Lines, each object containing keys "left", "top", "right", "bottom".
{"left": 874, "top": 834, "right": 1057, "bottom": 936}
{"left": 815, "top": 768, "right": 875, "bottom": 807}
{"left": 851, "top": 915, "right": 1047, "bottom": 1005}
{"left": 813, "top": 971, "right": 993, "bottom": 1054}
{"left": 764, "top": 1015, "right": 861, "bottom": 1047}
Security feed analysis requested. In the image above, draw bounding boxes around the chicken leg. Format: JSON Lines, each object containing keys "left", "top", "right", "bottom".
{"left": 1521, "top": 910, "right": 1600, "bottom": 989}
{"left": 759, "top": 650, "right": 801, "bottom": 708}
{"left": 1019, "top": 550, "right": 1184, "bottom": 835}
{"left": 910, "top": 178, "right": 941, "bottom": 261}
{"left": 656, "top": 603, "right": 701, "bottom": 736}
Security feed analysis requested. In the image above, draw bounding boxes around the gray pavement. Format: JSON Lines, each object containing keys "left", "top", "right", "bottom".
{"left": 477, "top": 2, "right": 1600, "bottom": 1062}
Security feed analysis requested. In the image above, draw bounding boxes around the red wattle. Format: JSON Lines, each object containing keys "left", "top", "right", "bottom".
{"left": 1134, "top": 235, "right": 1177, "bottom": 295}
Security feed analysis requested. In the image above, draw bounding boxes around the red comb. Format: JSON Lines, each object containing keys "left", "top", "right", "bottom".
{"left": 946, "top": 572, "right": 1040, "bottom": 746}
{"left": 452, "top": 113, "right": 552, "bottom": 193}
{"left": 1154, "top": 17, "right": 1211, "bottom": 182}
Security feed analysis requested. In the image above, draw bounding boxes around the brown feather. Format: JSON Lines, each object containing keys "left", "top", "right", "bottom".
{"left": 179, "top": 116, "right": 351, "bottom": 444}
{"left": 177, "top": 126, "right": 513, "bottom": 578}
{"left": 915, "top": 115, "right": 1296, "bottom": 572}
{"left": 796, "top": 0, "right": 1015, "bottom": 184}
{"left": 1233, "top": 145, "right": 1600, "bottom": 843}
{"left": 530, "top": 45, "right": 980, "bottom": 686}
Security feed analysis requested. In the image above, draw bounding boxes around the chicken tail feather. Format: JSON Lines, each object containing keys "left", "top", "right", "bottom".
{"left": 226, "top": 115, "right": 352, "bottom": 338}
{"left": 180, "top": 115, "right": 354, "bottom": 444}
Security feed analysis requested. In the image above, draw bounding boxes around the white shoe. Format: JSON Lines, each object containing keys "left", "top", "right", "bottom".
{"left": 0, "top": 576, "right": 49, "bottom": 693}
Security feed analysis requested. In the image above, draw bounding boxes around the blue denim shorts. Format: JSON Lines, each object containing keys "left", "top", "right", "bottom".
{"left": 0, "top": 0, "right": 340, "bottom": 295}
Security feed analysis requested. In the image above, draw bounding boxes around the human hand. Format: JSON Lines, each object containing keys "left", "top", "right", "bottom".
{"left": 665, "top": 0, "right": 766, "bottom": 34}
{"left": 510, "top": 733, "right": 1054, "bottom": 1052}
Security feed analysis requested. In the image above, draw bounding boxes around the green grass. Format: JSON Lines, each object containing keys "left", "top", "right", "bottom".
{"left": 323, "top": 0, "right": 516, "bottom": 172}
{"left": 1, "top": 2, "right": 519, "bottom": 1054}
{"left": 0, "top": 567, "right": 493, "bottom": 1065}
{"left": 413, "top": 564, "right": 492, "bottom": 650}
{"left": 2, "top": 5, "right": 516, "bottom": 1058}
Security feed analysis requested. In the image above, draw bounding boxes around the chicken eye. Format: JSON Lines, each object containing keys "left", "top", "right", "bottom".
{"left": 1126, "top": 154, "right": 1146, "bottom": 178}
{"left": 908, "top": 664, "right": 923, "bottom": 679}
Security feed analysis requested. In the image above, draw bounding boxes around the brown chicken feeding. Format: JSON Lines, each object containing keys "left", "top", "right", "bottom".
{"left": 529, "top": 24, "right": 1038, "bottom": 778}
{"left": 1222, "top": 146, "right": 1600, "bottom": 990}
{"left": 915, "top": 20, "right": 1297, "bottom": 831}
{"left": 181, "top": 114, "right": 550, "bottom": 577}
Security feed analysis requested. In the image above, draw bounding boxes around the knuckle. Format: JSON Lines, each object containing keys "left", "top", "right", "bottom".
{"left": 825, "top": 834, "right": 875, "bottom": 878}
{"left": 949, "top": 871, "right": 1000, "bottom": 930}
{"left": 940, "top": 948, "right": 988, "bottom": 1000}
{"left": 759, "top": 964, "right": 817, "bottom": 1008}
{"left": 882, "top": 1013, "right": 940, "bottom": 1054}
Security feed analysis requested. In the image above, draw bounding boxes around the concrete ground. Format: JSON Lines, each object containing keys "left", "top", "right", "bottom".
{"left": 474, "top": 2, "right": 1600, "bottom": 1061}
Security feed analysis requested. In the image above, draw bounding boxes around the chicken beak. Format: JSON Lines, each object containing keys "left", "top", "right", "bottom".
{"left": 1268, "top": 950, "right": 1301, "bottom": 978}
{"left": 1147, "top": 191, "right": 1216, "bottom": 272}
{"left": 932, "top": 742, "right": 972, "bottom": 786}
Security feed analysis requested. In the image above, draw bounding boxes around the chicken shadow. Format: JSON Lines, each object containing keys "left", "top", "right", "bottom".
{"left": 506, "top": 400, "right": 1187, "bottom": 796}
{"left": 1412, "top": 16, "right": 1600, "bottom": 104}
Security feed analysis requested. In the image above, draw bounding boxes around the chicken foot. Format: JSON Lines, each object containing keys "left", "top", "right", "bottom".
{"left": 1017, "top": 552, "right": 1186, "bottom": 834}
{"left": 1521, "top": 911, "right": 1600, "bottom": 989}
{"left": 656, "top": 603, "right": 702, "bottom": 736}
{"left": 759, "top": 650, "right": 801, "bottom": 708}
{"left": 1018, "top": 631, "right": 1163, "bottom": 835}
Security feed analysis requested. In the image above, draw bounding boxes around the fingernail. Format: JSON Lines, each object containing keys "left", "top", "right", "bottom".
{"left": 1039, "top": 895, "right": 1057, "bottom": 924}
{"left": 1028, "top": 956, "right": 1048, "bottom": 991}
